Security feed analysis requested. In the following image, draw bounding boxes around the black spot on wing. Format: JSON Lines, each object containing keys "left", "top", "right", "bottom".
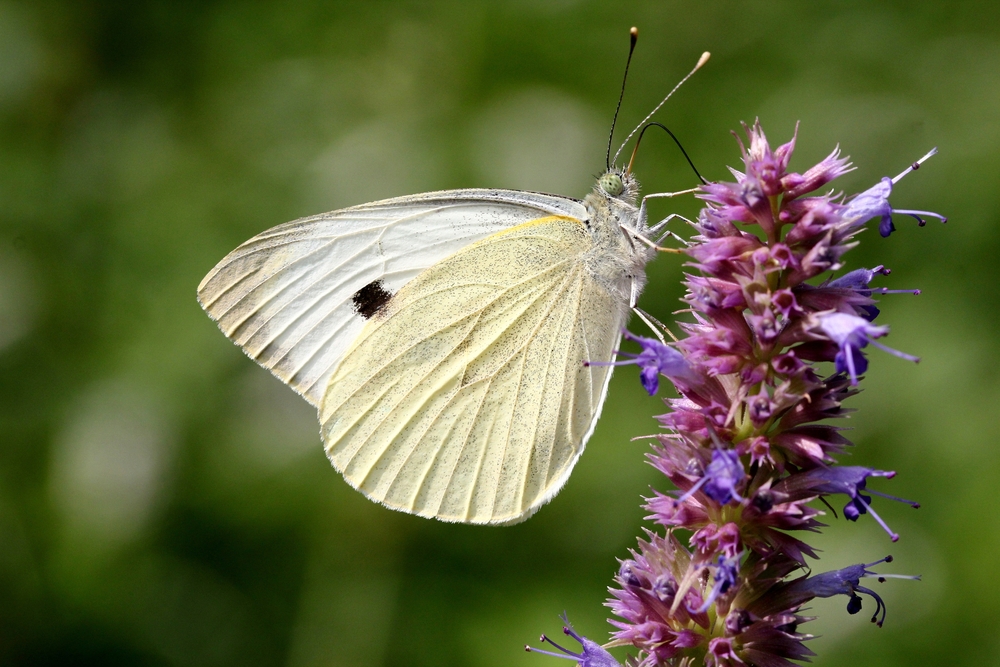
{"left": 352, "top": 280, "right": 394, "bottom": 319}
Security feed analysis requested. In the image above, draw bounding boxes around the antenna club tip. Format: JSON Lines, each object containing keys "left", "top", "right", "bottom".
{"left": 630, "top": 26, "right": 639, "bottom": 37}
{"left": 697, "top": 51, "right": 711, "bottom": 69}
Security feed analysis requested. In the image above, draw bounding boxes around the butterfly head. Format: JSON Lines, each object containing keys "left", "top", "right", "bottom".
{"left": 596, "top": 167, "right": 639, "bottom": 206}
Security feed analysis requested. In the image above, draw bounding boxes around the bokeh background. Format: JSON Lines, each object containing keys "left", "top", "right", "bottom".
{"left": 0, "top": 1, "right": 995, "bottom": 665}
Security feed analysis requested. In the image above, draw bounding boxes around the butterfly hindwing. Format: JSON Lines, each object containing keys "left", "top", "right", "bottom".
{"left": 197, "top": 190, "right": 589, "bottom": 407}
{"left": 320, "top": 215, "right": 625, "bottom": 524}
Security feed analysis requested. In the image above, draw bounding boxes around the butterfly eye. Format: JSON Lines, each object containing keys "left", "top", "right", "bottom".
{"left": 599, "top": 173, "right": 624, "bottom": 196}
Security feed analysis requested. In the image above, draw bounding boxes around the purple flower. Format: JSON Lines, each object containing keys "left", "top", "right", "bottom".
{"left": 694, "top": 553, "right": 742, "bottom": 613}
{"left": 827, "top": 266, "right": 920, "bottom": 320}
{"left": 826, "top": 266, "right": 891, "bottom": 291}
{"left": 705, "top": 637, "right": 743, "bottom": 667}
{"left": 843, "top": 149, "right": 947, "bottom": 237}
{"left": 526, "top": 616, "right": 621, "bottom": 667}
{"left": 781, "top": 144, "right": 854, "bottom": 199}
{"left": 590, "top": 331, "right": 693, "bottom": 395}
{"left": 788, "top": 466, "right": 920, "bottom": 541}
{"left": 596, "top": 122, "right": 941, "bottom": 667}
{"left": 692, "top": 522, "right": 742, "bottom": 557}
{"left": 760, "top": 556, "right": 920, "bottom": 627}
{"left": 743, "top": 119, "right": 794, "bottom": 197}
{"left": 677, "top": 449, "right": 746, "bottom": 506}
{"left": 608, "top": 532, "right": 712, "bottom": 664}
{"left": 795, "top": 265, "right": 921, "bottom": 322}
{"left": 747, "top": 387, "right": 776, "bottom": 424}
{"left": 815, "top": 312, "right": 919, "bottom": 384}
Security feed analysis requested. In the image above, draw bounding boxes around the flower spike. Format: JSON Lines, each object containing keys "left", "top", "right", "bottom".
{"left": 544, "top": 122, "right": 940, "bottom": 667}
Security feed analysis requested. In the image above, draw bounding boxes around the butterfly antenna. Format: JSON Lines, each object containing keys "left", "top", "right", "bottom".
{"left": 606, "top": 26, "right": 639, "bottom": 172}
{"left": 612, "top": 51, "right": 710, "bottom": 166}
{"left": 627, "top": 121, "right": 708, "bottom": 184}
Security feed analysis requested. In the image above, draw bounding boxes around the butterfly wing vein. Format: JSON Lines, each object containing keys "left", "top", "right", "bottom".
{"left": 319, "top": 217, "right": 622, "bottom": 524}
{"left": 197, "top": 192, "right": 589, "bottom": 407}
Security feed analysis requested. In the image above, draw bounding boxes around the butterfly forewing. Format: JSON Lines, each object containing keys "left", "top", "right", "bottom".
{"left": 320, "top": 216, "right": 623, "bottom": 524}
{"left": 196, "top": 190, "right": 589, "bottom": 407}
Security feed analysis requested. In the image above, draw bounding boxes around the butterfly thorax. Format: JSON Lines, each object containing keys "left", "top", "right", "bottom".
{"left": 581, "top": 170, "right": 655, "bottom": 310}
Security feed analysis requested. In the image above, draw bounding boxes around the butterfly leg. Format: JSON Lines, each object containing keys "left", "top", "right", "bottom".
{"left": 643, "top": 187, "right": 700, "bottom": 200}
{"left": 649, "top": 213, "right": 694, "bottom": 237}
{"left": 622, "top": 227, "right": 684, "bottom": 254}
{"left": 656, "top": 229, "right": 693, "bottom": 247}
{"left": 638, "top": 187, "right": 700, "bottom": 228}
{"left": 649, "top": 213, "right": 695, "bottom": 247}
{"left": 639, "top": 188, "right": 698, "bottom": 235}
{"left": 631, "top": 306, "right": 676, "bottom": 344}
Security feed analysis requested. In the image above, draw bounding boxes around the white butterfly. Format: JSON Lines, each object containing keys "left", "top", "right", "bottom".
{"left": 197, "top": 47, "right": 710, "bottom": 525}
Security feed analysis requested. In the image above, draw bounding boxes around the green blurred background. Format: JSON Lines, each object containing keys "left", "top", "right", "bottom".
{"left": 0, "top": 1, "right": 994, "bottom": 665}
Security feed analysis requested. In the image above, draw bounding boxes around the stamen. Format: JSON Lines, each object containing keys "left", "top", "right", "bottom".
{"left": 866, "top": 555, "right": 893, "bottom": 566}
{"left": 543, "top": 634, "right": 578, "bottom": 656}
{"left": 853, "top": 585, "right": 887, "bottom": 626}
{"left": 525, "top": 646, "right": 578, "bottom": 660}
{"left": 525, "top": 632, "right": 583, "bottom": 661}
{"left": 854, "top": 496, "right": 899, "bottom": 542}
{"left": 868, "top": 339, "right": 921, "bottom": 363}
{"left": 675, "top": 475, "right": 710, "bottom": 505}
{"left": 891, "top": 148, "right": 937, "bottom": 184}
{"left": 867, "top": 489, "right": 921, "bottom": 508}
{"left": 562, "top": 624, "right": 584, "bottom": 642}
{"left": 869, "top": 573, "right": 922, "bottom": 581}
{"left": 844, "top": 343, "right": 859, "bottom": 382}
{"left": 894, "top": 208, "right": 948, "bottom": 224}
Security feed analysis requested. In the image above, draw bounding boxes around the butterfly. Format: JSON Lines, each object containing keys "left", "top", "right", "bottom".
{"left": 197, "top": 40, "right": 709, "bottom": 525}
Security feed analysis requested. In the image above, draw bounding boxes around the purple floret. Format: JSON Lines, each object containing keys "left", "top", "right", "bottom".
{"left": 764, "top": 556, "right": 920, "bottom": 627}
{"left": 526, "top": 616, "right": 621, "bottom": 667}
{"left": 843, "top": 149, "right": 947, "bottom": 237}
{"left": 589, "top": 331, "right": 694, "bottom": 395}
{"left": 816, "top": 312, "right": 919, "bottom": 384}
{"left": 793, "top": 466, "right": 921, "bottom": 541}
